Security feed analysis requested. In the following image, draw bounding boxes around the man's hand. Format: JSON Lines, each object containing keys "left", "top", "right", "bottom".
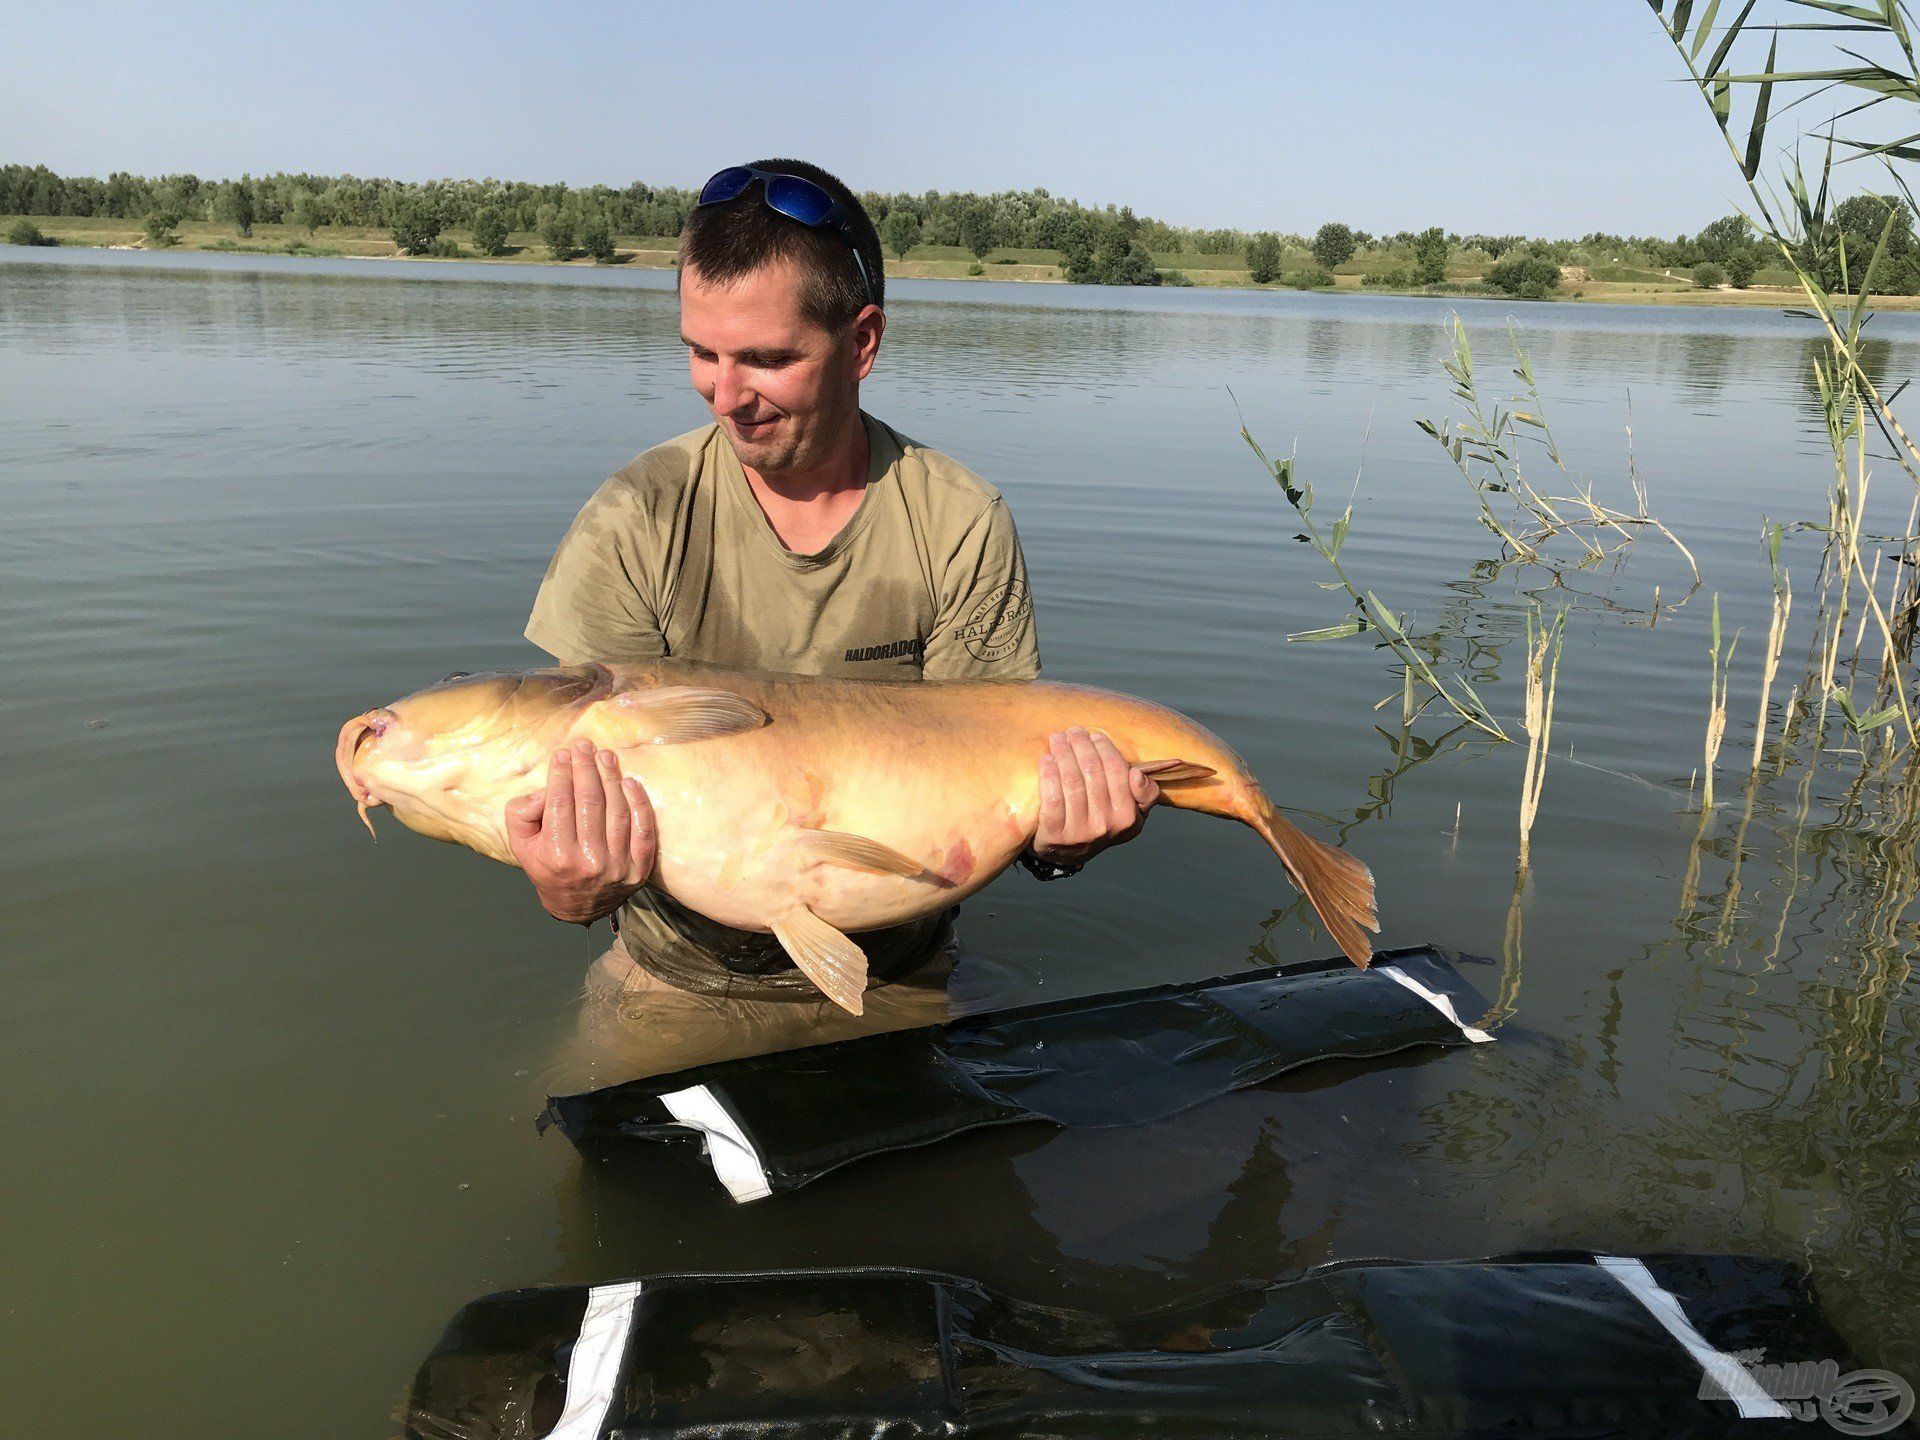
{"left": 506, "top": 739, "right": 657, "bottom": 924}
{"left": 1032, "top": 727, "right": 1160, "bottom": 870}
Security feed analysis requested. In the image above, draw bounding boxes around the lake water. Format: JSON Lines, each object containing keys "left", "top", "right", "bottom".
{"left": 4, "top": 246, "right": 1916, "bottom": 1436}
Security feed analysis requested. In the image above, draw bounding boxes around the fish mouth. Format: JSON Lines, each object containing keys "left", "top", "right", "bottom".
{"left": 335, "top": 709, "right": 396, "bottom": 836}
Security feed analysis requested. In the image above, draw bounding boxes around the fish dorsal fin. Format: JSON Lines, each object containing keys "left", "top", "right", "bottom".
{"left": 603, "top": 686, "right": 770, "bottom": 745}
{"left": 795, "top": 828, "right": 928, "bottom": 879}
{"left": 770, "top": 905, "right": 868, "bottom": 1015}
{"left": 1135, "top": 758, "right": 1218, "bottom": 784}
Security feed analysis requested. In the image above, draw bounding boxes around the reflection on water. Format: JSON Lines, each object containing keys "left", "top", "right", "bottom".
{"left": 3, "top": 247, "right": 1918, "bottom": 1438}
{"left": 557, "top": 940, "right": 955, "bottom": 1093}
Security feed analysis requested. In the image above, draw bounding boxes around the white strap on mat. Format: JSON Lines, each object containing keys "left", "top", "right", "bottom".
{"left": 1597, "top": 1255, "right": 1790, "bottom": 1419}
{"left": 658, "top": 1083, "right": 774, "bottom": 1203}
{"left": 1376, "top": 964, "right": 1494, "bottom": 1043}
{"left": 540, "top": 1279, "right": 647, "bottom": 1440}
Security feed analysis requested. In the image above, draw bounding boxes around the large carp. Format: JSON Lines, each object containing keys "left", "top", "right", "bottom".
{"left": 335, "top": 661, "right": 1378, "bottom": 1012}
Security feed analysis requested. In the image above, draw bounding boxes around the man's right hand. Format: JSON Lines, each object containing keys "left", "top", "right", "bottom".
{"left": 506, "top": 738, "right": 657, "bottom": 924}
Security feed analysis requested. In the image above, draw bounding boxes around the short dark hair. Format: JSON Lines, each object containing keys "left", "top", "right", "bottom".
{"left": 679, "top": 158, "right": 884, "bottom": 329}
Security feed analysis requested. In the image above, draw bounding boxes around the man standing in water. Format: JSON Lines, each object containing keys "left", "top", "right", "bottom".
{"left": 516, "top": 160, "right": 1159, "bottom": 1064}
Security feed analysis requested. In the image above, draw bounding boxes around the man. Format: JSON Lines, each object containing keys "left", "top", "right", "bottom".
{"left": 515, "top": 160, "right": 1159, "bottom": 1066}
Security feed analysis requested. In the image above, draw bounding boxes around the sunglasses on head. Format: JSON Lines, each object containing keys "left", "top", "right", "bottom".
{"left": 696, "top": 165, "right": 877, "bottom": 309}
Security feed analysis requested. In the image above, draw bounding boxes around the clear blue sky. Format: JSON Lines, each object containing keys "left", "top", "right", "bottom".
{"left": 2, "top": 1, "right": 1758, "bottom": 237}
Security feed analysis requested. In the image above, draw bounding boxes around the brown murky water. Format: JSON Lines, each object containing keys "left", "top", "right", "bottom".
{"left": 2, "top": 247, "right": 1914, "bottom": 1436}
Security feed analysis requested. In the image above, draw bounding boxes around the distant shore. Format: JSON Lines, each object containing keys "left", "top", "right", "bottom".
{"left": 11, "top": 214, "right": 1920, "bottom": 311}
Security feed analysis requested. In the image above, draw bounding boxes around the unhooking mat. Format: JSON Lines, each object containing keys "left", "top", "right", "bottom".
{"left": 402, "top": 1252, "right": 1915, "bottom": 1439}
{"left": 542, "top": 945, "right": 1493, "bottom": 1203}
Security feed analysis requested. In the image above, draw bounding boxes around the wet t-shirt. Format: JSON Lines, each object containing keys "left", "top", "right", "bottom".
{"left": 524, "top": 412, "right": 1040, "bottom": 997}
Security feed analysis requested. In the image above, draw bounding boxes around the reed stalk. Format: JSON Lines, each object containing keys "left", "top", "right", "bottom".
{"left": 1753, "top": 522, "right": 1792, "bottom": 773}
{"left": 1704, "top": 593, "right": 1738, "bottom": 809}
{"left": 1517, "top": 605, "right": 1565, "bottom": 872}
{"left": 1654, "top": 0, "right": 1920, "bottom": 759}
{"left": 1240, "top": 423, "right": 1512, "bottom": 742}
{"left": 1418, "top": 319, "right": 1699, "bottom": 595}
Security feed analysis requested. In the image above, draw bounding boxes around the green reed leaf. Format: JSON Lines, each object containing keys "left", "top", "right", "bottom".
{"left": 1288, "top": 619, "right": 1365, "bottom": 644}
{"left": 1692, "top": 0, "right": 1725, "bottom": 58}
{"left": 1744, "top": 35, "right": 1779, "bottom": 179}
{"left": 1705, "top": 0, "right": 1761, "bottom": 76}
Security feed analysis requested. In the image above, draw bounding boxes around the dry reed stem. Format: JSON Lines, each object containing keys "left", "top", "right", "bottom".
{"left": 1703, "top": 593, "right": 1736, "bottom": 810}
{"left": 1517, "top": 607, "right": 1563, "bottom": 872}
{"left": 1753, "top": 576, "right": 1792, "bottom": 774}
{"left": 1832, "top": 433, "right": 1919, "bottom": 745}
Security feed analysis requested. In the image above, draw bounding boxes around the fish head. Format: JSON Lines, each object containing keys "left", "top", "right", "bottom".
{"left": 336, "top": 663, "right": 611, "bottom": 862}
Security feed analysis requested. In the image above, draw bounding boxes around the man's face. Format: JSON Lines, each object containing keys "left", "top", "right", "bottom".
{"left": 680, "top": 257, "right": 881, "bottom": 476}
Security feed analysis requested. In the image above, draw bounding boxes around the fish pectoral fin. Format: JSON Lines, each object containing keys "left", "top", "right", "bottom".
{"left": 605, "top": 686, "right": 770, "bottom": 745}
{"left": 795, "top": 828, "right": 929, "bottom": 879}
{"left": 770, "top": 905, "right": 869, "bottom": 1015}
{"left": 1135, "top": 758, "right": 1218, "bottom": 784}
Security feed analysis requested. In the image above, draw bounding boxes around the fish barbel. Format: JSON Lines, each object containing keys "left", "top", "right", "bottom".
{"left": 335, "top": 660, "right": 1378, "bottom": 1013}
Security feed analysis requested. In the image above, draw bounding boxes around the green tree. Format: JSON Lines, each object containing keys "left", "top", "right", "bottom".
{"left": 957, "top": 202, "right": 996, "bottom": 260}
{"left": 1245, "top": 232, "right": 1282, "bottom": 284}
{"left": 537, "top": 203, "right": 574, "bottom": 259}
{"left": 1483, "top": 253, "right": 1561, "bottom": 299}
{"left": 290, "top": 192, "right": 321, "bottom": 235}
{"left": 1058, "top": 214, "right": 1101, "bottom": 282}
{"left": 1091, "top": 227, "right": 1158, "bottom": 284}
{"left": 579, "top": 211, "right": 616, "bottom": 262}
{"left": 1059, "top": 222, "right": 1160, "bottom": 285}
{"left": 1411, "top": 227, "right": 1449, "bottom": 285}
{"left": 228, "top": 176, "right": 255, "bottom": 238}
{"left": 471, "top": 205, "right": 510, "bottom": 256}
{"left": 1694, "top": 213, "right": 1752, "bottom": 264}
{"left": 880, "top": 207, "right": 920, "bottom": 259}
{"left": 1692, "top": 261, "right": 1726, "bottom": 288}
{"left": 1833, "top": 193, "right": 1920, "bottom": 293}
{"left": 1310, "top": 222, "right": 1356, "bottom": 270}
{"left": 1725, "top": 249, "right": 1759, "bottom": 288}
{"left": 389, "top": 195, "right": 442, "bottom": 255}
{"left": 143, "top": 208, "right": 180, "bottom": 248}
{"left": 6, "top": 218, "right": 55, "bottom": 246}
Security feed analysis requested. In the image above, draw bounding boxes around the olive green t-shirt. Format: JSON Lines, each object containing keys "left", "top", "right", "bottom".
{"left": 524, "top": 411, "right": 1040, "bottom": 997}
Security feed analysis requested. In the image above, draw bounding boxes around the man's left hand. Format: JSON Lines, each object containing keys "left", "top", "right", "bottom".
{"left": 1032, "top": 727, "right": 1160, "bottom": 869}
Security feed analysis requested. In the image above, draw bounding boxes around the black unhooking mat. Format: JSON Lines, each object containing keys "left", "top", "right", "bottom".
{"left": 541, "top": 945, "right": 1495, "bottom": 1203}
{"left": 401, "top": 1252, "right": 1915, "bottom": 1439}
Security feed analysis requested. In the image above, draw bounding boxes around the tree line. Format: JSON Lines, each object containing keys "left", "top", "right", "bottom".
{"left": 7, "top": 162, "right": 1920, "bottom": 293}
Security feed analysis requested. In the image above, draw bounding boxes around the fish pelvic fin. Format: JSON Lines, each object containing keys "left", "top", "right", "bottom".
{"left": 1134, "top": 758, "right": 1218, "bottom": 784}
{"left": 606, "top": 686, "right": 770, "bottom": 745}
{"left": 770, "top": 905, "right": 869, "bottom": 1015}
{"left": 795, "top": 828, "right": 930, "bottom": 880}
{"left": 1257, "top": 806, "right": 1378, "bottom": 968}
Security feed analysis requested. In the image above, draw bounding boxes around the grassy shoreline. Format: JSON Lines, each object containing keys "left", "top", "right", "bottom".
{"left": 11, "top": 213, "right": 1920, "bottom": 311}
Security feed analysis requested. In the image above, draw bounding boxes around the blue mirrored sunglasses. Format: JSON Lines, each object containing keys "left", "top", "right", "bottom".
{"left": 696, "top": 165, "right": 877, "bottom": 308}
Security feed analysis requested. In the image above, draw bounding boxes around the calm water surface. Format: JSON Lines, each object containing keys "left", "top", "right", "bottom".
{"left": 4, "top": 247, "right": 1917, "bottom": 1436}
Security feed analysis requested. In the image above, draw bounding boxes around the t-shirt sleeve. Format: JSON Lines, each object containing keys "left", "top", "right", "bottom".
{"left": 924, "top": 497, "right": 1041, "bottom": 680}
{"left": 524, "top": 477, "right": 668, "bottom": 665}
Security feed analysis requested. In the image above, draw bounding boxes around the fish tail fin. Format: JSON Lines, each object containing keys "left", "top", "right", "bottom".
{"left": 1108, "top": 718, "right": 1376, "bottom": 963}
{"left": 1253, "top": 803, "right": 1378, "bottom": 968}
